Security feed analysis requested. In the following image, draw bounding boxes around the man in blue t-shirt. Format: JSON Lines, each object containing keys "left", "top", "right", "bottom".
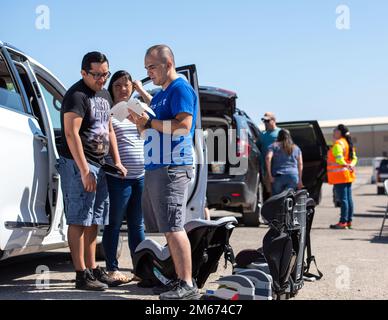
{"left": 130, "top": 45, "right": 199, "bottom": 300}
{"left": 259, "top": 112, "right": 281, "bottom": 199}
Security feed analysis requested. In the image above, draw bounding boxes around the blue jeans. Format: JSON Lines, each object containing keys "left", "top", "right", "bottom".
{"left": 334, "top": 183, "right": 354, "bottom": 223}
{"left": 103, "top": 175, "right": 145, "bottom": 271}
{"left": 272, "top": 174, "right": 299, "bottom": 196}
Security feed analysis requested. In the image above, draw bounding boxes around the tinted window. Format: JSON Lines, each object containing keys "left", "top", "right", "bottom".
{"left": 16, "top": 65, "right": 38, "bottom": 116}
{"left": 36, "top": 75, "right": 62, "bottom": 130}
{"left": 0, "top": 54, "right": 25, "bottom": 113}
{"left": 279, "top": 123, "right": 317, "bottom": 146}
{"left": 247, "top": 122, "right": 260, "bottom": 143}
{"left": 379, "top": 160, "right": 388, "bottom": 173}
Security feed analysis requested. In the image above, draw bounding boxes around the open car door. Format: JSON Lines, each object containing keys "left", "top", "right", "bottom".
{"left": 277, "top": 120, "right": 328, "bottom": 204}
{"left": 140, "top": 65, "right": 207, "bottom": 222}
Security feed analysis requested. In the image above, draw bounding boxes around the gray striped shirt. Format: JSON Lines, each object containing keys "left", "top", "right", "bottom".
{"left": 106, "top": 118, "right": 145, "bottom": 179}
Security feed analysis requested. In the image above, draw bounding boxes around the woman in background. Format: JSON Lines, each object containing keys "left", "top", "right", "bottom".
{"left": 327, "top": 124, "right": 358, "bottom": 230}
{"left": 266, "top": 129, "right": 304, "bottom": 195}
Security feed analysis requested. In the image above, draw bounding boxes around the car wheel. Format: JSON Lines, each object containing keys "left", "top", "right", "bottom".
{"left": 95, "top": 235, "right": 123, "bottom": 261}
{"left": 243, "top": 184, "right": 262, "bottom": 227}
{"left": 377, "top": 186, "right": 385, "bottom": 195}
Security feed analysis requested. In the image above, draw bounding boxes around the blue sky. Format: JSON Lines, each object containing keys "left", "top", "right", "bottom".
{"left": 1, "top": 0, "right": 387, "bottom": 122}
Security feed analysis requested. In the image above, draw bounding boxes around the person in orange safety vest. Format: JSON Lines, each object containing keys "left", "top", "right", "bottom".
{"left": 328, "top": 124, "right": 358, "bottom": 229}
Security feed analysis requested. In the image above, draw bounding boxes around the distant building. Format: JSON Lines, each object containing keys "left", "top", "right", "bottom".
{"left": 319, "top": 117, "right": 388, "bottom": 159}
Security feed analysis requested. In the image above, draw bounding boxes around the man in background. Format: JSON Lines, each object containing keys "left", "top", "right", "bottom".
{"left": 259, "top": 112, "right": 281, "bottom": 200}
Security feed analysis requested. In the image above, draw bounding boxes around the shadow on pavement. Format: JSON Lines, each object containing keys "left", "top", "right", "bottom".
{"left": 370, "top": 235, "right": 388, "bottom": 244}
{"left": 338, "top": 235, "right": 388, "bottom": 244}
{"left": 0, "top": 251, "right": 161, "bottom": 300}
{"left": 0, "top": 252, "right": 72, "bottom": 277}
{"left": 354, "top": 212, "right": 385, "bottom": 218}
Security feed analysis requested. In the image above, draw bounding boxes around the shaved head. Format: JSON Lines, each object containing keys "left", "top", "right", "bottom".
{"left": 146, "top": 44, "right": 175, "bottom": 66}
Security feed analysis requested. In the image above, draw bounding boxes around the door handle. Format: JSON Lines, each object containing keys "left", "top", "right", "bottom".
{"left": 34, "top": 134, "right": 48, "bottom": 146}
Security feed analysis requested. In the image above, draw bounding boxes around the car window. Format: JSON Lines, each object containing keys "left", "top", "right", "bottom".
{"left": 379, "top": 160, "right": 388, "bottom": 172}
{"left": 15, "top": 64, "right": 39, "bottom": 115}
{"left": 282, "top": 124, "right": 318, "bottom": 146}
{"left": 36, "top": 75, "right": 62, "bottom": 130}
{"left": 0, "top": 54, "right": 25, "bottom": 113}
{"left": 247, "top": 122, "right": 260, "bottom": 142}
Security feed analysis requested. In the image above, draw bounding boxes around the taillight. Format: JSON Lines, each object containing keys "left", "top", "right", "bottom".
{"left": 236, "top": 137, "right": 251, "bottom": 158}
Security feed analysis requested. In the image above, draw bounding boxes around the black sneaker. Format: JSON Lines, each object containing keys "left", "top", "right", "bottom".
{"left": 152, "top": 279, "right": 178, "bottom": 295}
{"left": 75, "top": 269, "right": 108, "bottom": 291}
{"left": 159, "top": 279, "right": 201, "bottom": 300}
{"left": 92, "top": 266, "right": 121, "bottom": 287}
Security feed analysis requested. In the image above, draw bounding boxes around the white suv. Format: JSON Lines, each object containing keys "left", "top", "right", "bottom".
{"left": 0, "top": 41, "right": 207, "bottom": 261}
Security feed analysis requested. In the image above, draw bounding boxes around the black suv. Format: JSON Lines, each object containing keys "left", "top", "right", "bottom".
{"left": 201, "top": 86, "right": 327, "bottom": 226}
{"left": 201, "top": 86, "right": 263, "bottom": 226}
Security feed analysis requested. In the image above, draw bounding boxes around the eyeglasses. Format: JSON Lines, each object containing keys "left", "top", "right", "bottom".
{"left": 87, "top": 71, "right": 111, "bottom": 80}
{"left": 262, "top": 118, "right": 271, "bottom": 123}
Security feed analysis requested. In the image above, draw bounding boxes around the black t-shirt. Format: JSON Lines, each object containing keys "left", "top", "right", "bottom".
{"left": 60, "top": 80, "right": 113, "bottom": 163}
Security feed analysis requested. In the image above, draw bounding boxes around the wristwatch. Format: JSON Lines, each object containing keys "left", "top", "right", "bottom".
{"left": 144, "top": 117, "right": 153, "bottom": 129}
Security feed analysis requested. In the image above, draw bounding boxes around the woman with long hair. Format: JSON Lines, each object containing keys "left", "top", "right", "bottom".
{"left": 102, "top": 70, "right": 147, "bottom": 285}
{"left": 265, "top": 129, "right": 304, "bottom": 195}
{"left": 328, "top": 124, "right": 358, "bottom": 229}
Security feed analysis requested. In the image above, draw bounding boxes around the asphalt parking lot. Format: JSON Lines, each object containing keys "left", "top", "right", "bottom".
{"left": 0, "top": 167, "right": 387, "bottom": 300}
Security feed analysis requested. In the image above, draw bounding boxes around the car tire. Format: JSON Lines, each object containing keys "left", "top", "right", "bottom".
{"left": 243, "top": 183, "right": 262, "bottom": 227}
{"left": 377, "top": 186, "right": 385, "bottom": 195}
{"left": 95, "top": 235, "right": 123, "bottom": 261}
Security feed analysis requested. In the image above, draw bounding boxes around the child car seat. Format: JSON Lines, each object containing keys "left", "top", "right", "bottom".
{"left": 133, "top": 216, "right": 238, "bottom": 289}
{"left": 233, "top": 189, "right": 316, "bottom": 299}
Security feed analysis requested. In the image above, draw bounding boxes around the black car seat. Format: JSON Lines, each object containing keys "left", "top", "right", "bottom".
{"left": 133, "top": 216, "right": 238, "bottom": 289}
{"left": 233, "top": 189, "right": 315, "bottom": 299}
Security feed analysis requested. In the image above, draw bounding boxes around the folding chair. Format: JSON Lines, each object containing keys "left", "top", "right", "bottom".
{"left": 378, "top": 180, "right": 388, "bottom": 237}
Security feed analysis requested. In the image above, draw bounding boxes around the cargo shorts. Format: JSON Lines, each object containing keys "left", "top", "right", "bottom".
{"left": 56, "top": 156, "right": 109, "bottom": 226}
{"left": 142, "top": 165, "right": 193, "bottom": 233}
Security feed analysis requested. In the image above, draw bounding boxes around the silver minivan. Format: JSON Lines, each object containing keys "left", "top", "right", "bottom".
{"left": 0, "top": 41, "right": 207, "bottom": 261}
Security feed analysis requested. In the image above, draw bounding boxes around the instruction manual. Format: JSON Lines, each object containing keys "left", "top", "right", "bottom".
{"left": 110, "top": 99, "right": 156, "bottom": 122}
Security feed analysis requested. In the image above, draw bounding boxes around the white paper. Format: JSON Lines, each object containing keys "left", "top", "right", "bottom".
{"left": 110, "top": 101, "right": 129, "bottom": 122}
{"left": 110, "top": 99, "right": 155, "bottom": 122}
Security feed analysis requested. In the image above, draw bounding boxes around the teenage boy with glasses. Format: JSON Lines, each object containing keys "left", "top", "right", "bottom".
{"left": 58, "top": 51, "right": 127, "bottom": 291}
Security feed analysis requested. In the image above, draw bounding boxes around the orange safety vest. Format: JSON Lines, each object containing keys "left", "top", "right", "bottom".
{"left": 327, "top": 138, "right": 356, "bottom": 185}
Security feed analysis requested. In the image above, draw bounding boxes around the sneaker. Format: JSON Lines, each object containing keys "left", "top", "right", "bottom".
{"left": 92, "top": 266, "right": 122, "bottom": 287}
{"left": 346, "top": 222, "right": 353, "bottom": 229}
{"left": 159, "top": 279, "right": 201, "bottom": 300}
{"left": 75, "top": 269, "right": 108, "bottom": 291}
{"left": 106, "top": 270, "right": 131, "bottom": 286}
{"left": 330, "top": 222, "right": 348, "bottom": 229}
